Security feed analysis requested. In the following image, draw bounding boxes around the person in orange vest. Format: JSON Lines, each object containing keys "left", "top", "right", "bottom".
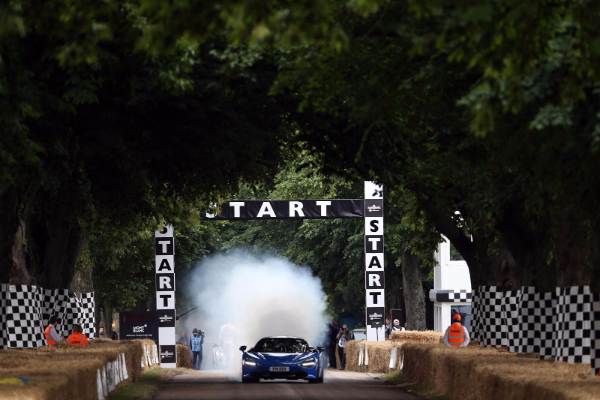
{"left": 44, "top": 316, "right": 61, "bottom": 346}
{"left": 443, "top": 314, "right": 470, "bottom": 347}
{"left": 66, "top": 324, "right": 89, "bottom": 346}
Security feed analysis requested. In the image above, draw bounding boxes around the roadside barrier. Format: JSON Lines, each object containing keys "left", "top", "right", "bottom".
{"left": 0, "top": 339, "right": 160, "bottom": 399}
{"left": 472, "top": 286, "right": 600, "bottom": 376}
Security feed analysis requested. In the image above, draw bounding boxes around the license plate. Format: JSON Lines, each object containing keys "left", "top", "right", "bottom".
{"left": 269, "top": 367, "right": 289, "bottom": 372}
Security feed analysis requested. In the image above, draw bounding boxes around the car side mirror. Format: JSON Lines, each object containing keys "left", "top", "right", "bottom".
{"left": 317, "top": 346, "right": 324, "bottom": 351}
{"left": 239, "top": 346, "right": 247, "bottom": 352}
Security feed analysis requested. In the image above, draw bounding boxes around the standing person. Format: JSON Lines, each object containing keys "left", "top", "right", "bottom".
{"left": 443, "top": 314, "right": 470, "bottom": 347}
{"left": 98, "top": 327, "right": 106, "bottom": 339}
{"left": 219, "top": 322, "right": 236, "bottom": 366}
{"left": 190, "top": 328, "right": 204, "bottom": 370}
{"left": 44, "top": 316, "right": 61, "bottom": 346}
{"left": 66, "top": 325, "right": 89, "bottom": 346}
{"left": 177, "top": 330, "right": 188, "bottom": 345}
{"left": 336, "top": 324, "right": 354, "bottom": 371}
{"left": 327, "top": 321, "right": 339, "bottom": 369}
{"left": 385, "top": 319, "right": 391, "bottom": 339}
{"left": 391, "top": 319, "right": 405, "bottom": 332}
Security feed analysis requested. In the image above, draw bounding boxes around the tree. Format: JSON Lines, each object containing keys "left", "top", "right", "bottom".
{"left": 0, "top": 3, "right": 291, "bottom": 289}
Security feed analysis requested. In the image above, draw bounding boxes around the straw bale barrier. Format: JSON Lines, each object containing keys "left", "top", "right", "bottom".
{"left": 177, "top": 344, "right": 191, "bottom": 368}
{"left": 401, "top": 343, "right": 600, "bottom": 400}
{"left": 390, "top": 330, "right": 443, "bottom": 344}
{"left": 343, "top": 331, "right": 445, "bottom": 373}
{"left": 0, "top": 339, "right": 160, "bottom": 400}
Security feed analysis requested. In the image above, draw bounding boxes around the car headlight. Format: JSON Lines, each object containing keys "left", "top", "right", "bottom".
{"left": 243, "top": 358, "right": 257, "bottom": 367}
{"left": 300, "top": 358, "right": 316, "bottom": 368}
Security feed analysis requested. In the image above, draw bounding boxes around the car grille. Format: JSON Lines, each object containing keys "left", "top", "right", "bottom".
{"left": 250, "top": 371, "right": 309, "bottom": 379}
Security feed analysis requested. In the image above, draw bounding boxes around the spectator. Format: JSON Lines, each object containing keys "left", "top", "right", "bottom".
{"left": 44, "top": 316, "right": 61, "bottom": 346}
{"left": 443, "top": 314, "right": 470, "bottom": 347}
{"left": 98, "top": 327, "right": 106, "bottom": 338}
{"left": 327, "top": 321, "right": 339, "bottom": 369}
{"left": 177, "top": 330, "right": 188, "bottom": 345}
{"left": 336, "top": 324, "right": 354, "bottom": 371}
{"left": 190, "top": 328, "right": 205, "bottom": 370}
{"left": 391, "top": 319, "right": 404, "bottom": 332}
{"left": 219, "top": 322, "right": 236, "bottom": 366}
{"left": 404, "top": 322, "right": 408, "bottom": 330}
{"left": 66, "top": 324, "right": 89, "bottom": 346}
{"left": 385, "top": 318, "right": 391, "bottom": 339}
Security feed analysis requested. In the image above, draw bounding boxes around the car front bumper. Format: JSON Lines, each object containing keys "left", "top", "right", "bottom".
{"left": 242, "top": 364, "right": 319, "bottom": 380}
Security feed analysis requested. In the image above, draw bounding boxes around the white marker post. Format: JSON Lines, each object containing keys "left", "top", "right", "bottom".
{"left": 364, "top": 182, "right": 385, "bottom": 341}
{"left": 155, "top": 226, "right": 177, "bottom": 368}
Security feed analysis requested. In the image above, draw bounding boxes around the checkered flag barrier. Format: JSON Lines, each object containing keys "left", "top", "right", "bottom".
{"left": 0, "top": 284, "right": 7, "bottom": 350}
{"left": 0, "top": 284, "right": 95, "bottom": 349}
{"left": 518, "top": 286, "right": 540, "bottom": 354}
{"left": 537, "top": 291, "right": 557, "bottom": 360}
{"left": 502, "top": 290, "right": 520, "bottom": 352}
{"left": 555, "top": 286, "right": 592, "bottom": 364}
{"left": 591, "top": 293, "right": 600, "bottom": 376}
{"left": 479, "top": 286, "right": 506, "bottom": 347}
{"left": 80, "top": 292, "right": 96, "bottom": 339}
{"left": 470, "top": 289, "right": 480, "bottom": 342}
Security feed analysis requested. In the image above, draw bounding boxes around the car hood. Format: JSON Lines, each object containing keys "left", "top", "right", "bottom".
{"left": 249, "top": 352, "right": 316, "bottom": 364}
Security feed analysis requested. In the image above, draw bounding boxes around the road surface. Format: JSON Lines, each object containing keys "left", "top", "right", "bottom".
{"left": 154, "top": 369, "right": 420, "bottom": 400}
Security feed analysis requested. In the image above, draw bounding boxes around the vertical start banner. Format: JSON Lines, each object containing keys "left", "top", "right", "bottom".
{"left": 365, "top": 182, "right": 385, "bottom": 341}
{"left": 155, "top": 226, "right": 177, "bottom": 368}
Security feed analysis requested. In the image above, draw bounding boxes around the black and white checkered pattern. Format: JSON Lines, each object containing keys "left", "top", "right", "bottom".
{"left": 0, "top": 283, "right": 7, "bottom": 350}
{"left": 431, "top": 289, "right": 472, "bottom": 303}
{"left": 479, "top": 286, "right": 505, "bottom": 347}
{"left": 536, "top": 291, "right": 557, "bottom": 360}
{"left": 518, "top": 286, "right": 540, "bottom": 354}
{"left": 80, "top": 292, "right": 96, "bottom": 339}
{"left": 5, "top": 285, "right": 46, "bottom": 349}
{"left": 0, "top": 284, "right": 96, "bottom": 348}
{"left": 555, "top": 286, "right": 592, "bottom": 364}
{"left": 470, "top": 288, "right": 480, "bottom": 343}
{"left": 502, "top": 290, "right": 520, "bottom": 352}
{"left": 590, "top": 293, "right": 599, "bottom": 376}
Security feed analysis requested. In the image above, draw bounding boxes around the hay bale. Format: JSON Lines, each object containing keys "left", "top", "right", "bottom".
{"left": 0, "top": 339, "right": 150, "bottom": 400}
{"left": 390, "top": 330, "right": 443, "bottom": 343}
{"left": 401, "top": 343, "right": 600, "bottom": 400}
{"left": 177, "top": 344, "right": 191, "bottom": 368}
{"left": 344, "top": 340, "right": 406, "bottom": 373}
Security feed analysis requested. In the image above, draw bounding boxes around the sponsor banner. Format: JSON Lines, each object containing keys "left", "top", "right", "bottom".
{"left": 157, "top": 309, "right": 176, "bottom": 328}
{"left": 160, "top": 344, "right": 176, "bottom": 364}
{"left": 364, "top": 199, "right": 383, "bottom": 217}
{"left": 365, "top": 254, "right": 384, "bottom": 270}
{"left": 366, "top": 307, "right": 385, "bottom": 328}
{"left": 365, "top": 271, "right": 385, "bottom": 290}
{"left": 201, "top": 199, "right": 363, "bottom": 220}
{"left": 367, "top": 289, "right": 385, "bottom": 307}
{"left": 119, "top": 311, "right": 158, "bottom": 342}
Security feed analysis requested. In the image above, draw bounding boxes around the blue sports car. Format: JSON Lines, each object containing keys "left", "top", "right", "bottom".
{"left": 239, "top": 336, "right": 326, "bottom": 383}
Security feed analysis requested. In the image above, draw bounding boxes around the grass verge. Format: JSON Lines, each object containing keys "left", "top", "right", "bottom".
{"left": 381, "top": 370, "right": 452, "bottom": 400}
{"left": 110, "top": 367, "right": 187, "bottom": 400}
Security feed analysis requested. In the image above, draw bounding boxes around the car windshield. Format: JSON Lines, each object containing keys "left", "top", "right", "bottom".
{"left": 253, "top": 338, "right": 310, "bottom": 353}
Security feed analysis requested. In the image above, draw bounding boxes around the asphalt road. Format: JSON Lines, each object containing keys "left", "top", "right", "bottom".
{"left": 154, "top": 369, "right": 421, "bottom": 400}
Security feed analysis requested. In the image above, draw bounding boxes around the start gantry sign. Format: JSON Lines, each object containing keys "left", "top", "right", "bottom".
{"left": 155, "top": 226, "right": 177, "bottom": 368}
{"left": 192, "top": 181, "right": 386, "bottom": 342}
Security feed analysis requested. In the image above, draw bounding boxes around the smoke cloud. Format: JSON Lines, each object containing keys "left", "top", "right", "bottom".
{"left": 180, "top": 250, "right": 328, "bottom": 373}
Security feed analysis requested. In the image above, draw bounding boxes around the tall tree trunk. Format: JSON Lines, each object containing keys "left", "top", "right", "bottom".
{"left": 401, "top": 251, "right": 426, "bottom": 330}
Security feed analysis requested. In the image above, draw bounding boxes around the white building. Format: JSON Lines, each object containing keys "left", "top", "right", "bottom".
{"left": 430, "top": 236, "right": 472, "bottom": 333}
